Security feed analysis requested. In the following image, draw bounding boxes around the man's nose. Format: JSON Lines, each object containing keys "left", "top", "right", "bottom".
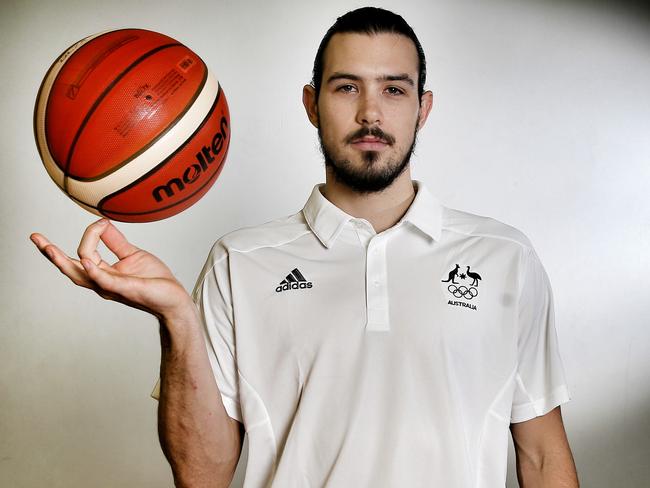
{"left": 355, "top": 92, "right": 382, "bottom": 126}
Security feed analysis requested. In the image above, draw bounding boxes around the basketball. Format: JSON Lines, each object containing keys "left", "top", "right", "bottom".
{"left": 33, "top": 29, "right": 230, "bottom": 223}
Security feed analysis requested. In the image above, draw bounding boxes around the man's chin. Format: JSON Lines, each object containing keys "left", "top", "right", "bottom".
{"left": 325, "top": 159, "right": 410, "bottom": 193}
{"left": 360, "top": 150, "right": 381, "bottom": 165}
{"left": 319, "top": 136, "right": 415, "bottom": 192}
{"left": 342, "top": 149, "right": 388, "bottom": 167}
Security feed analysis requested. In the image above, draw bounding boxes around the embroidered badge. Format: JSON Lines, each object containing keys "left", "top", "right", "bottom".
{"left": 442, "top": 264, "right": 482, "bottom": 311}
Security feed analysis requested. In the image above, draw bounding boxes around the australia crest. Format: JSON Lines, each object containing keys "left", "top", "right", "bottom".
{"left": 441, "top": 264, "right": 482, "bottom": 311}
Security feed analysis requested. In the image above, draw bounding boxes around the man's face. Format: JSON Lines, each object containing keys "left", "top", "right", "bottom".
{"left": 308, "top": 32, "right": 429, "bottom": 193}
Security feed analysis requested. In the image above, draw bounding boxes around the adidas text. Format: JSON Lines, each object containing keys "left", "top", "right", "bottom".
{"left": 276, "top": 282, "right": 313, "bottom": 293}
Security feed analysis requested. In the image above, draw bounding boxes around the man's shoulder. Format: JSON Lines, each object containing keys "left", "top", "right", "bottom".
{"left": 441, "top": 205, "right": 534, "bottom": 250}
{"left": 209, "top": 210, "right": 312, "bottom": 258}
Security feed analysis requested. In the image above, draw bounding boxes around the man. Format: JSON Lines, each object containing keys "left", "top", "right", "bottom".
{"left": 30, "top": 7, "right": 579, "bottom": 488}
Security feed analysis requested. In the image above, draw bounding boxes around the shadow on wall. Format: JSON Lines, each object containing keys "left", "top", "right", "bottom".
{"left": 570, "top": 400, "right": 650, "bottom": 487}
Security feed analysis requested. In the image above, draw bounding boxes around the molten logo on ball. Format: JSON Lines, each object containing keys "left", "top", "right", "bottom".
{"left": 153, "top": 116, "right": 229, "bottom": 203}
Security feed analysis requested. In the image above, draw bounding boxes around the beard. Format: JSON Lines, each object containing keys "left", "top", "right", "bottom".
{"left": 318, "top": 122, "right": 418, "bottom": 194}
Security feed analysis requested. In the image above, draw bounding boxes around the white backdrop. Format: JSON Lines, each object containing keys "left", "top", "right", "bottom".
{"left": 1, "top": 0, "right": 649, "bottom": 487}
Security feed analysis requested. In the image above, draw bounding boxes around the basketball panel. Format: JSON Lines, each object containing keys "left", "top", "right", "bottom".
{"left": 100, "top": 145, "right": 228, "bottom": 223}
{"left": 34, "top": 30, "right": 109, "bottom": 190}
{"left": 67, "top": 45, "right": 207, "bottom": 180}
{"left": 98, "top": 90, "right": 229, "bottom": 222}
{"left": 44, "top": 29, "right": 180, "bottom": 171}
{"left": 63, "top": 72, "right": 220, "bottom": 208}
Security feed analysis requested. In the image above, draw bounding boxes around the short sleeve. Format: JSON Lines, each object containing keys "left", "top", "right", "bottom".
{"left": 192, "top": 244, "right": 243, "bottom": 423}
{"left": 149, "top": 243, "right": 242, "bottom": 424}
{"left": 510, "top": 247, "right": 571, "bottom": 423}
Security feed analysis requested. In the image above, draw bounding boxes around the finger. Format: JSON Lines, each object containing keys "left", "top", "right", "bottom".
{"left": 43, "top": 243, "right": 94, "bottom": 289}
{"left": 32, "top": 232, "right": 117, "bottom": 287}
{"left": 77, "top": 218, "right": 109, "bottom": 264}
{"left": 30, "top": 232, "right": 53, "bottom": 257}
{"left": 31, "top": 233, "right": 65, "bottom": 263}
{"left": 100, "top": 222, "right": 140, "bottom": 260}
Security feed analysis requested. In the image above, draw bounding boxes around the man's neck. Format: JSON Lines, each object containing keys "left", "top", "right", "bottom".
{"left": 321, "top": 169, "right": 416, "bottom": 234}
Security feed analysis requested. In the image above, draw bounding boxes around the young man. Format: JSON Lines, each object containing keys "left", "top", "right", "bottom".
{"left": 31, "top": 7, "right": 579, "bottom": 488}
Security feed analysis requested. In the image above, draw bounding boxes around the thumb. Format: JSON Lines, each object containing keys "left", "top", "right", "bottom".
{"left": 81, "top": 258, "right": 125, "bottom": 295}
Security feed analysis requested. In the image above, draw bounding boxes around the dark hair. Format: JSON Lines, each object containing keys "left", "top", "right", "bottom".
{"left": 311, "top": 7, "right": 426, "bottom": 100}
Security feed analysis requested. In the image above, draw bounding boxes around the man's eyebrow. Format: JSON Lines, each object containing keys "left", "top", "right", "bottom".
{"left": 380, "top": 74, "right": 415, "bottom": 87}
{"left": 326, "top": 72, "right": 415, "bottom": 87}
{"left": 326, "top": 72, "right": 361, "bottom": 84}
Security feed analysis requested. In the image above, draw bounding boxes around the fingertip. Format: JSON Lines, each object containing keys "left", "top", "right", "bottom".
{"left": 90, "top": 218, "right": 109, "bottom": 229}
{"left": 30, "top": 232, "right": 47, "bottom": 245}
{"left": 80, "top": 258, "right": 94, "bottom": 271}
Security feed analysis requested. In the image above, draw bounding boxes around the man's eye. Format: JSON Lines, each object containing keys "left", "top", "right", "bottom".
{"left": 386, "top": 86, "right": 405, "bottom": 96}
{"left": 337, "top": 84, "right": 356, "bottom": 93}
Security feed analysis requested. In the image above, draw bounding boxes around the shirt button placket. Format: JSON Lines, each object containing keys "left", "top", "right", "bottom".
{"left": 366, "top": 236, "right": 389, "bottom": 332}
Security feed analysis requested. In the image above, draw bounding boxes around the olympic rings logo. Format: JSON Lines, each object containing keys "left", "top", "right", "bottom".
{"left": 448, "top": 285, "right": 478, "bottom": 300}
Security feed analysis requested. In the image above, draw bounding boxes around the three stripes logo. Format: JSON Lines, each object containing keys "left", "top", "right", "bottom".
{"left": 275, "top": 268, "right": 313, "bottom": 293}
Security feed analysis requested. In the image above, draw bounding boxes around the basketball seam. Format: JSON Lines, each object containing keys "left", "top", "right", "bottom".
{"left": 68, "top": 35, "right": 140, "bottom": 97}
{"left": 63, "top": 56, "right": 209, "bottom": 183}
{"left": 36, "top": 28, "right": 169, "bottom": 187}
{"left": 101, "top": 142, "right": 229, "bottom": 217}
{"left": 95, "top": 85, "right": 227, "bottom": 216}
{"left": 61, "top": 71, "right": 220, "bottom": 209}
{"left": 60, "top": 42, "right": 183, "bottom": 192}
{"left": 34, "top": 30, "right": 119, "bottom": 186}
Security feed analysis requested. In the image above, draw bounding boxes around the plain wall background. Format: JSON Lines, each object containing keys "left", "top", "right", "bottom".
{"left": 1, "top": 0, "right": 648, "bottom": 486}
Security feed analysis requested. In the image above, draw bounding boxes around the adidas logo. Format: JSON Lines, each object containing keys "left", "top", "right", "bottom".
{"left": 275, "top": 268, "right": 313, "bottom": 293}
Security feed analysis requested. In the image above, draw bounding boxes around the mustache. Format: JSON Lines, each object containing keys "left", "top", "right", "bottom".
{"left": 345, "top": 127, "right": 396, "bottom": 145}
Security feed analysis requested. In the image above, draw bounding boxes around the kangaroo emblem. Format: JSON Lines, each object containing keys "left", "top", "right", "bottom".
{"left": 441, "top": 264, "right": 460, "bottom": 284}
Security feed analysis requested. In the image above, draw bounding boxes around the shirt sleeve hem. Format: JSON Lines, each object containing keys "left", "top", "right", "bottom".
{"left": 510, "top": 384, "right": 571, "bottom": 423}
{"left": 221, "top": 395, "right": 243, "bottom": 423}
{"left": 150, "top": 378, "right": 161, "bottom": 400}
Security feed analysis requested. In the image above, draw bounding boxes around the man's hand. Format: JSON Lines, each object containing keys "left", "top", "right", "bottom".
{"left": 30, "top": 218, "right": 194, "bottom": 323}
{"left": 31, "top": 218, "right": 244, "bottom": 485}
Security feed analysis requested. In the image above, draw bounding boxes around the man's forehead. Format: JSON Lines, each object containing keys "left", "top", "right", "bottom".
{"left": 322, "top": 32, "right": 419, "bottom": 78}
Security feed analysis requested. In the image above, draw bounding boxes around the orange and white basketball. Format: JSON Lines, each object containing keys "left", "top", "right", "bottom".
{"left": 34, "top": 28, "right": 230, "bottom": 223}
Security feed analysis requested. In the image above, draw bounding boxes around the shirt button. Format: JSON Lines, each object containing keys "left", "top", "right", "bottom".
{"left": 374, "top": 280, "right": 380, "bottom": 287}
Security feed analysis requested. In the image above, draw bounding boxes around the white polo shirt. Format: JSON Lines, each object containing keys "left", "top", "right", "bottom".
{"left": 191, "top": 180, "right": 570, "bottom": 487}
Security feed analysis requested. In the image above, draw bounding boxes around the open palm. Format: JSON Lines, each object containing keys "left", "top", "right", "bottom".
{"left": 30, "top": 219, "right": 193, "bottom": 320}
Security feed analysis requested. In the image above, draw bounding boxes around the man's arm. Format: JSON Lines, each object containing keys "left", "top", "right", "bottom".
{"left": 157, "top": 306, "right": 245, "bottom": 488}
{"left": 509, "top": 406, "right": 579, "bottom": 487}
{"left": 31, "top": 219, "right": 244, "bottom": 487}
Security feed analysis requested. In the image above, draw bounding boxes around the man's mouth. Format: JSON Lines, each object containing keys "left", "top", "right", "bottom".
{"left": 350, "top": 136, "right": 390, "bottom": 151}
{"left": 346, "top": 128, "right": 395, "bottom": 151}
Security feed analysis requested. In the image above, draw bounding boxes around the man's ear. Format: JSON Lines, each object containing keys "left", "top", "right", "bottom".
{"left": 302, "top": 84, "right": 319, "bottom": 128}
{"left": 417, "top": 90, "right": 434, "bottom": 129}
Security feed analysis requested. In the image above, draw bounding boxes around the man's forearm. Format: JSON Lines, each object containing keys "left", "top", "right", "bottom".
{"left": 157, "top": 308, "right": 241, "bottom": 488}
{"left": 517, "top": 448, "right": 579, "bottom": 488}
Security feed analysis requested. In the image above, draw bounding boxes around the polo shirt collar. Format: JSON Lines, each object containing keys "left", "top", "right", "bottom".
{"left": 302, "top": 179, "right": 443, "bottom": 248}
